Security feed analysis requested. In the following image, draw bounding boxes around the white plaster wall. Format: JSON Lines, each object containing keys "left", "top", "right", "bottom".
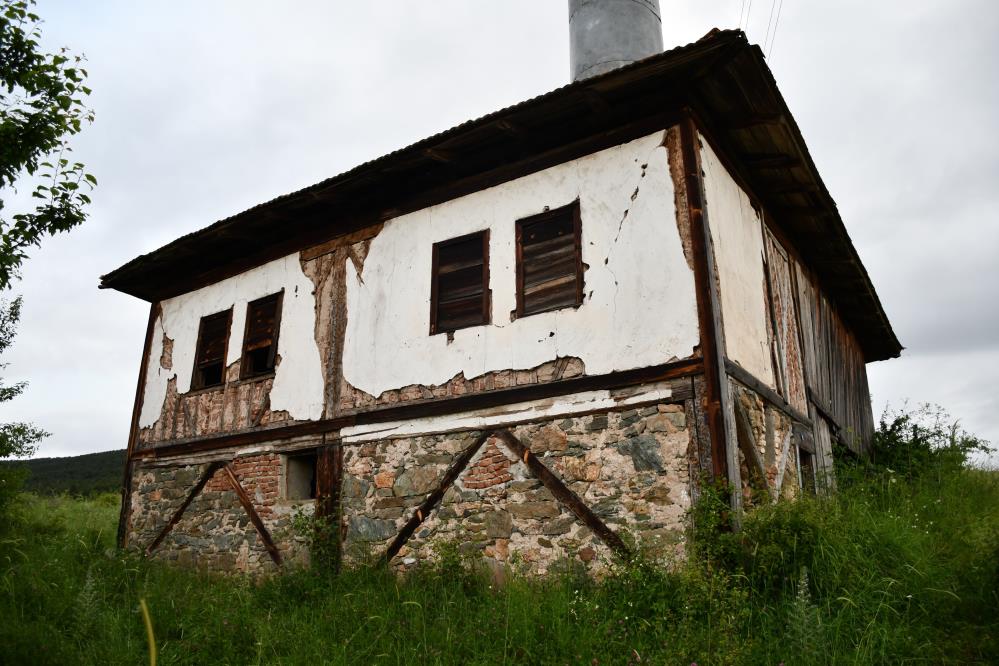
{"left": 342, "top": 130, "right": 700, "bottom": 397}
{"left": 699, "top": 133, "right": 775, "bottom": 388}
{"left": 138, "top": 254, "right": 325, "bottom": 427}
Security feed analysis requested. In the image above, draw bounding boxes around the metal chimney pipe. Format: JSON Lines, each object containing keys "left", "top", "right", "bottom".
{"left": 569, "top": 0, "right": 664, "bottom": 81}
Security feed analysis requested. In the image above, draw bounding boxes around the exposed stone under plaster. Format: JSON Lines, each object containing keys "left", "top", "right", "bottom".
{"left": 731, "top": 381, "right": 800, "bottom": 506}
{"left": 129, "top": 454, "right": 311, "bottom": 572}
{"left": 338, "top": 356, "right": 587, "bottom": 413}
{"left": 138, "top": 362, "right": 292, "bottom": 447}
{"left": 342, "top": 401, "right": 697, "bottom": 576}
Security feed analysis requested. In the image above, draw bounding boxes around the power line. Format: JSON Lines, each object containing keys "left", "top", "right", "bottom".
{"left": 767, "top": 0, "right": 785, "bottom": 59}
{"left": 763, "top": 0, "right": 778, "bottom": 52}
{"left": 738, "top": 0, "right": 747, "bottom": 29}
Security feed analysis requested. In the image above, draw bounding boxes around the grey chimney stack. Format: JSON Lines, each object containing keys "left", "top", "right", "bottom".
{"left": 569, "top": 0, "right": 664, "bottom": 81}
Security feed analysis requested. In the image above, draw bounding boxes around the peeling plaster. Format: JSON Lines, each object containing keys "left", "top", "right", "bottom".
{"left": 698, "top": 133, "right": 775, "bottom": 387}
{"left": 138, "top": 254, "right": 325, "bottom": 428}
{"left": 342, "top": 130, "right": 699, "bottom": 397}
{"left": 341, "top": 380, "right": 678, "bottom": 444}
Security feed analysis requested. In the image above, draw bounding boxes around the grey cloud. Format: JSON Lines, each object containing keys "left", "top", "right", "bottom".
{"left": 1, "top": 1, "right": 996, "bottom": 459}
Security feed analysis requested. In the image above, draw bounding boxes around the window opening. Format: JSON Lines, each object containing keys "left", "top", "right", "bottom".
{"left": 191, "top": 309, "right": 232, "bottom": 390}
{"left": 516, "top": 201, "right": 583, "bottom": 317}
{"left": 430, "top": 230, "right": 490, "bottom": 334}
{"left": 285, "top": 451, "right": 317, "bottom": 500}
{"left": 241, "top": 292, "right": 283, "bottom": 379}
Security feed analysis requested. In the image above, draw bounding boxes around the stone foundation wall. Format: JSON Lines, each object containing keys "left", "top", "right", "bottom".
{"left": 127, "top": 398, "right": 698, "bottom": 576}
{"left": 128, "top": 453, "right": 311, "bottom": 572}
{"left": 342, "top": 399, "right": 696, "bottom": 575}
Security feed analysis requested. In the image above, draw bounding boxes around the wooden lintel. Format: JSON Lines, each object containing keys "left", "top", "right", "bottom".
{"left": 133, "top": 358, "right": 704, "bottom": 461}
{"left": 300, "top": 224, "right": 382, "bottom": 262}
{"left": 223, "top": 464, "right": 283, "bottom": 567}
{"left": 145, "top": 461, "right": 225, "bottom": 556}
{"left": 724, "top": 358, "right": 812, "bottom": 426}
{"left": 494, "top": 430, "right": 631, "bottom": 557}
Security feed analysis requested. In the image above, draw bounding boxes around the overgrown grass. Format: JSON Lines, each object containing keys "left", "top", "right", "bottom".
{"left": 1, "top": 410, "right": 997, "bottom": 664}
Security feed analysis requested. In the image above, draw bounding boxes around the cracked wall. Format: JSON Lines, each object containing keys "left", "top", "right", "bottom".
{"left": 341, "top": 129, "right": 700, "bottom": 399}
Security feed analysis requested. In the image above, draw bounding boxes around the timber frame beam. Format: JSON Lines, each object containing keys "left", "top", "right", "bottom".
{"left": 131, "top": 357, "right": 703, "bottom": 462}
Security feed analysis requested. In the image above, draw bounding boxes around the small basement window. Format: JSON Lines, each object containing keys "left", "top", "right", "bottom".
{"left": 516, "top": 201, "right": 583, "bottom": 317}
{"left": 241, "top": 292, "right": 283, "bottom": 379}
{"left": 191, "top": 309, "right": 232, "bottom": 390}
{"left": 799, "top": 448, "right": 816, "bottom": 495}
{"left": 285, "top": 451, "right": 317, "bottom": 500}
{"left": 430, "top": 230, "right": 490, "bottom": 334}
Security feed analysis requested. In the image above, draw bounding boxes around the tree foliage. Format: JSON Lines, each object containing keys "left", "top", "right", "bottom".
{"left": 1, "top": 0, "right": 95, "bottom": 288}
{"left": 0, "top": 296, "right": 46, "bottom": 511}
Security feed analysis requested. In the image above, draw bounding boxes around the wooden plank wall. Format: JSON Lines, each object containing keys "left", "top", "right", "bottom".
{"left": 793, "top": 263, "right": 875, "bottom": 453}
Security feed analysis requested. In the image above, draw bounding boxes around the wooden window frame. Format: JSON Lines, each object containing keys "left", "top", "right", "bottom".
{"left": 190, "top": 308, "right": 233, "bottom": 390}
{"left": 515, "top": 200, "right": 584, "bottom": 319}
{"left": 240, "top": 290, "right": 284, "bottom": 380}
{"left": 429, "top": 230, "right": 491, "bottom": 335}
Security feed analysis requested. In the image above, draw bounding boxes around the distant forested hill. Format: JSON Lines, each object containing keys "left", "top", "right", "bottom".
{"left": 1, "top": 449, "right": 125, "bottom": 496}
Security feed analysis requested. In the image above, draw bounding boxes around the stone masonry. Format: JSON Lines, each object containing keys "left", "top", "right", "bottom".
{"left": 342, "top": 399, "right": 695, "bottom": 575}
{"left": 127, "top": 398, "right": 698, "bottom": 575}
{"left": 129, "top": 453, "right": 312, "bottom": 572}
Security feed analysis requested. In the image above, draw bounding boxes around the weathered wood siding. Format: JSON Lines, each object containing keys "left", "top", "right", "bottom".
{"left": 794, "top": 264, "right": 875, "bottom": 452}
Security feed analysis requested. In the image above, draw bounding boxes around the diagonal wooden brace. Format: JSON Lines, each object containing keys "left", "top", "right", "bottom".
{"left": 223, "top": 463, "right": 283, "bottom": 567}
{"left": 145, "top": 461, "right": 225, "bottom": 556}
{"left": 382, "top": 430, "right": 493, "bottom": 564}
{"left": 493, "top": 430, "right": 631, "bottom": 558}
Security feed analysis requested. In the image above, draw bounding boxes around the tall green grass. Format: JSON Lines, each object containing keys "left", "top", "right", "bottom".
{"left": 1, "top": 408, "right": 996, "bottom": 665}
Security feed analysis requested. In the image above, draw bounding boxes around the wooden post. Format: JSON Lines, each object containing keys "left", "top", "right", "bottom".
{"left": 118, "top": 302, "right": 160, "bottom": 549}
{"left": 678, "top": 112, "right": 743, "bottom": 520}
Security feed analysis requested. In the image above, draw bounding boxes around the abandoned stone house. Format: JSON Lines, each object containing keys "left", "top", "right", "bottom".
{"left": 101, "top": 3, "right": 900, "bottom": 574}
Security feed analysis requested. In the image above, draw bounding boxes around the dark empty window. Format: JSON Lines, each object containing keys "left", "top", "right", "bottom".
{"left": 516, "top": 201, "right": 583, "bottom": 317}
{"left": 241, "top": 292, "right": 283, "bottom": 379}
{"left": 285, "top": 451, "right": 317, "bottom": 500}
{"left": 430, "top": 230, "right": 490, "bottom": 334}
{"left": 192, "top": 309, "right": 232, "bottom": 390}
{"left": 799, "top": 448, "right": 816, "bottom": 495}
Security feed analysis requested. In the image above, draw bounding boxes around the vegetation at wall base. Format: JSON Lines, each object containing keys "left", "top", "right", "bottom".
{"left": 1, "top": 408, "right": 996, "bottom": 665}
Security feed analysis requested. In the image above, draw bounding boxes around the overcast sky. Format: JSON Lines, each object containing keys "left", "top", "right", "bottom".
{"left": 2, "top": 1, "right": 996, "bottom": 462}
